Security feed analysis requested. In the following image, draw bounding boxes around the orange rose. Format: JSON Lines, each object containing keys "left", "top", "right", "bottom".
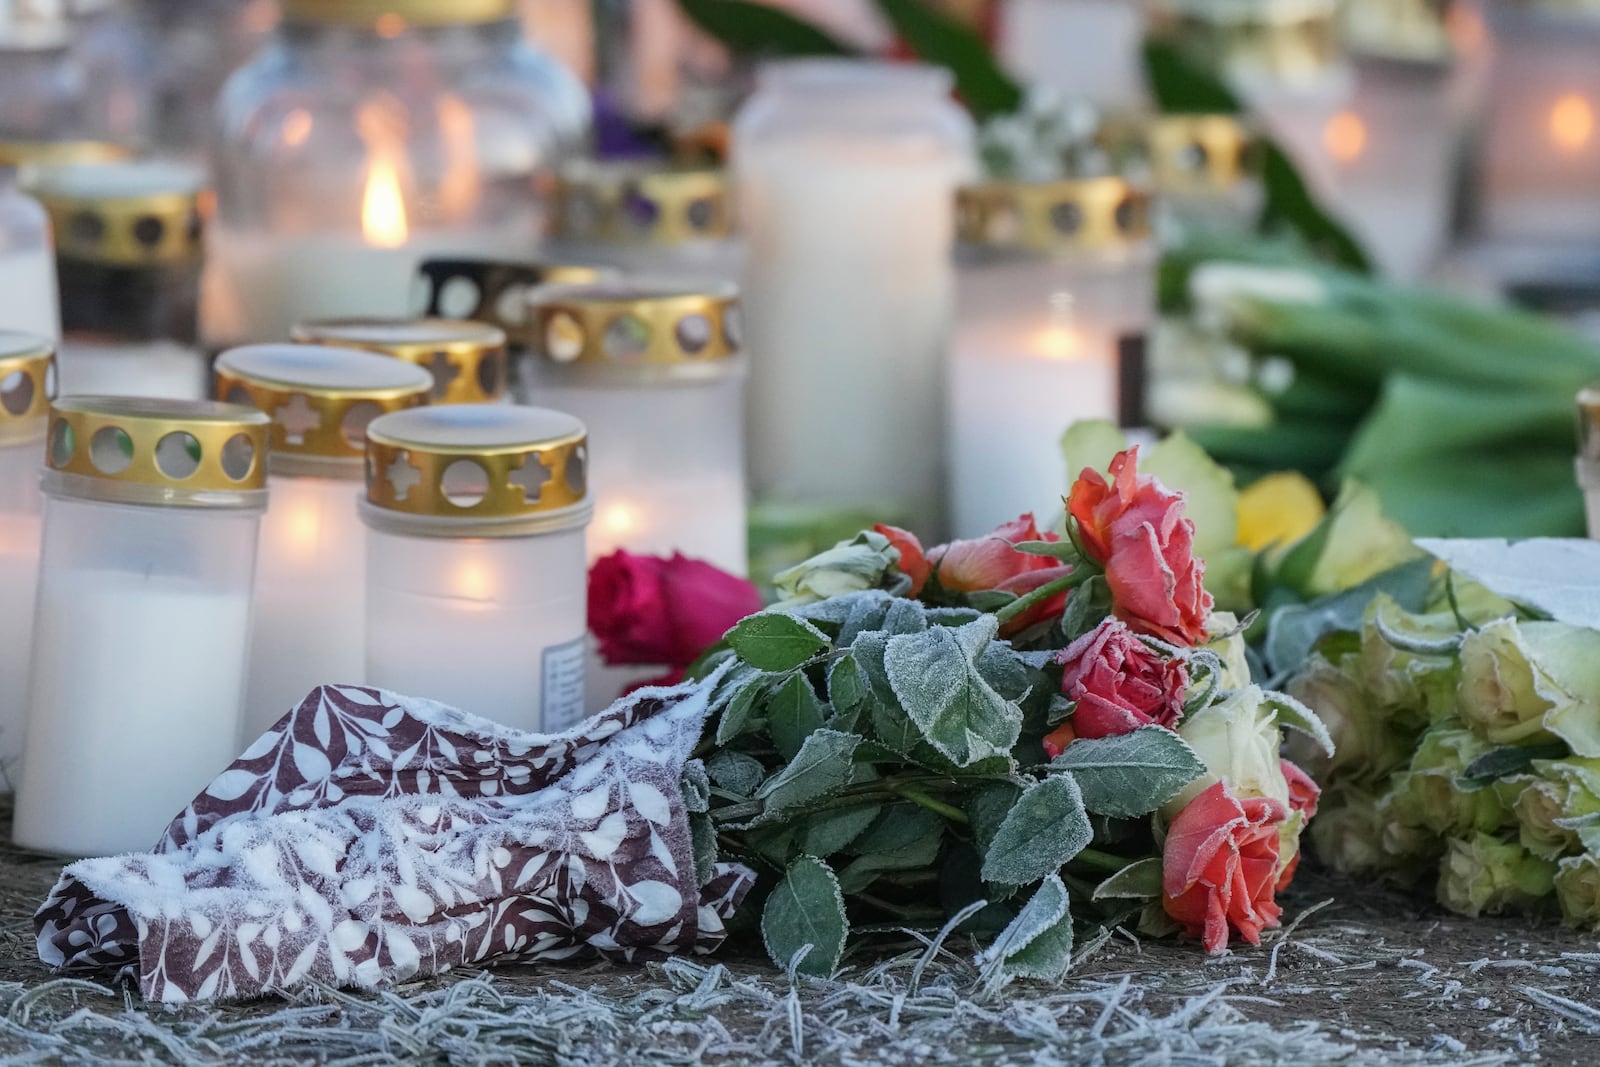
{"left": 879, "top": 516, "right": 1071, "bottom": 633}
{"left": 1163, "top": 781, "right": 1287, "bottom": 953}
{"left": 1068, "top": 448, "right": 1212, "bottom": 647}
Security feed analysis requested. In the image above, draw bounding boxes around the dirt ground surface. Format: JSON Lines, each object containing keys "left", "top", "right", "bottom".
{"left": 2, "top": 806, "right": 1598, "bottom": 1065}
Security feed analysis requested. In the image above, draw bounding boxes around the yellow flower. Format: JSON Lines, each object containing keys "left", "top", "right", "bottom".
{"left": 1236, "top": 472, "right": 1326, "bottom": 552}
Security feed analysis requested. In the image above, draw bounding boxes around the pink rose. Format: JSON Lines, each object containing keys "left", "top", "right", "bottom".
{"left": 875, "top": 524, "right": 933, "bottom": 596}
{"left": 588, "top": 551, "right": 763, "bottom": 668}
{"left": 1164, "top": 781, "right": 1287, "bottom": 954}
{"left": 1068, "top": 448, "right": 1213, "bottom": 647}
{"left": 882, "top": 515, "right": 1072, "bottom": 634}
{"left": 1280, "top": 758, "right": 1321, "bottom": 820}
{"left": 1049, "top": 619, "right": 1189, "bottom": 746}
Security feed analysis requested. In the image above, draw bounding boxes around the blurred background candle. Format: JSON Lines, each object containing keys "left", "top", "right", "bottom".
{"left": 0, "top": 152, "right": 58, "bottom": 341}
{"left": 998, "top": 0, "right": 1146, "bottom": 110}
{"left": 32, "top": 160, "right": 209, "bottom": 397}
{"left": 0, "top": 333, "right": 50, "bottom": 792}
{"left": 733, "top": 59, "right": 973, "bottom": 535}
{"left": 948, "top": 176, "right": 1155, "bottom": 537}
{"left": 13, "top": 396, "right": 269, "bottom": 856}
{"left": 0, "top": 0, "right": 79, "bottom": 143}
{"left": 201, "top": 0, "right": 590, "bottom": 350}
{"left": 1116, "top": 113, "right": 1265, "bottom": 244}
{"left": 294, "top": 318, "right": 510, "bottom": 405}
{"left": 216, "top": 342, "right": 433, "bottom": 740}
{"left": 362, "top": 404, "right": 591, "bottom": 733}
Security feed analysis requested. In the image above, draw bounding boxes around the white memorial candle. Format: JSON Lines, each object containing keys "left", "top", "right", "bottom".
{"left": 361, "top": 405, "right": 591, "bottom": 733}
{"left": 292, "top": 318, "right": 511, "bottom": 406}
{"left": 999, "top": 0, "right": 1146, "bottom": 109}
{"left": 12, "top": 397, "right": 270, "bottom": 856}
{"left": 0, "top": 171, "right": 59, "bottom": 340}
{"left": 215, "top": 343, "right": 433, "bottom": 739}
{"left": 733, "top": 59, "right": 973, "bottom": 535}
{"left": 0, "top": 334, "right": 50, "bottom": 791}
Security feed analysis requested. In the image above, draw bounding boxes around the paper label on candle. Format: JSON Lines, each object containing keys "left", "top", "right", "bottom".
{"left": 542, "top": 636, "right": 587, "bottom": 731}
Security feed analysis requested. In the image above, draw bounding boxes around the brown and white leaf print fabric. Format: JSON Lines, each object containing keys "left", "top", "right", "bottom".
{"left": 34, "top": 674, "right": 755, "bottom": 1004}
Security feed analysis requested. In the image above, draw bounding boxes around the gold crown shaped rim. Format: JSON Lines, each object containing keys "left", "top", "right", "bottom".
{"left": 1580, "top": 384, "right": 1600, "bottom": 461}
{"left": 37, "top": 188, "right": 203, "bottom": 266}
{"left": 46, "top": 397, "right": 270, "bottom": 498}
{"left": 554, "top": 165, "right": 734, "bottom": 246}
{"left": 1342, "top": 0, "right": 1453, "bottom": 63}
{"left": 292, "top": 318, "right": 510, "bottom": 405}
{"left": 215, "top": 354, "right": 433, "bottom": 462}
{"left": 1149, "top": 3, "right": 1343, "bottom": 82}
{"left": 0, "top": 335, "right": 54, "bottom": 445}
{"left": 957, "top": 177, "right": 1154, "bottom": 252}
{"left": 527, "top": 285, "right": 742, "bottom": 370}
{"left": 1141, "top": 115, "right": 1261, "bottom": 195}
{"left": 364, "top": 420, "right": 588, "bottom": 523}
{"left": 281, "top": 0, "right": 515, "bottom": 27}
{"left": 0, "top": 141, "right": 129, "bottom": 170}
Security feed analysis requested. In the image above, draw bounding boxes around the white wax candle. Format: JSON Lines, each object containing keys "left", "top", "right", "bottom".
{"left": 365, "top": 529, "right": 588, "bottom": 734}
{"left": 0, "top": 443, "right": 41, "bottom": 790}
{"left": 244, "top": 473, "right": 367, "bottom": 739}
{"left": 0, "top": 248, "right": 60, "bottom": 341}
{"left": 999, "top": 0, "right": 1146, "bottom": 108}
{"left": 12, "top": 568, "right": 252, "bottom": 856}
{"left": 738, "top": 146, "right": 963, "bottom": 531}
{"left": 948, "top": 314, "right": 1117, "bottom": 539}
{"left": 56, "top": 340, "right": 208, "bottom": 400}
{"left": 201, "top": 225, "right": 537, "bottom": 348}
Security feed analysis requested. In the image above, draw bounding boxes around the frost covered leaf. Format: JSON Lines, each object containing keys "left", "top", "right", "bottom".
{"left": 1418, "top": 537, "right": 1600, "bottom": 629}
{"left": 728, "top": 613, "right": 830, "bottom": 671}
{"left": 1263, "top": 691, "right": 1334, "bottom": 757}
{"left": 827, "top": 654, "right": 868, "bottom": 714}
{"left": 762, "top": 855, "right": 849, "bottom": 978}
{"left": 837, "top": 805, "right": 944, "bottom": 893}
{"left": 689, "top": 813, "right": 718, "bottom": 887}
{"left": 753, "top": 729, "right": 860, "bottom": 820}
{"left": 981, "top": 774, "right": 1092, "bottom": 887}
{"left": 799, "top": 803, "right": 881, "bottom": 858}
{"left": 977, "top": 873, "right": 1075, "bottom": 983}
{"left": 1048, "top": 727, "right": 1206, "bottom": 818}
{"left": 1092, "top": 857, "right": 1164, "bottom": 901}
{"left": 705, "top": 750, "right": 766, "bottom": 797}
{"left": 711, "top": 665, "right": 769, "bottom": 745}
{"left": 680, "top": 760, "right": 710, "bottom": 813}
{"left": 884, "top": 617, "right": 1022, "bottom": 768}
{"left": 768, "top": 674, "right": 828, "bottom": 761}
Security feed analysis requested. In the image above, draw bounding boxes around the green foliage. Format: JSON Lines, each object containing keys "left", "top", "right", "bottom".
{"left": 675, "top": 0, "right": 855, "bottom": 56}
{"left": 762, "top": 856, "right": 850, "bottom": 978}
{"left": 978, "top": 874, "right": 1076, "bottom": 982}
{"left": 1048, "top": 727, "right": 1207, "bottom": 818}
{"left": 884, "top": 618, "right": 1023, "bottom": 767}
{"left": 981, "top": 775, "right": 1093, "bottom": 887}
{"left": 1093, "top": 858, "right": 1164, "bottom": 901}
{"left": 873, "top": 0, "right": 1022, "bottom": 121}
{"left": 727, "top": 613, "right": 830, "bottom": 672}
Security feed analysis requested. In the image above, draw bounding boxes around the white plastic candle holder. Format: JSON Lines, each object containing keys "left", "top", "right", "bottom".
{"left": 999, "top": 0, "right": 1146, "bottom": 109}
{"left": 361, "top": 404, "right": 592, "bottom": 733}
{"left": 13, "top": 396, "right": 270, "bottom": 856}
{"left": 949, "top": 177, "right": 1157, "bottom": 538}
{"left": 293, "top": 317, "right": 510, "bottom": 405}
{"left": 0, "top": 160, "right": 59, "bottom": 341}
{"left": 0, "top": 333, "right": 51, "bottom": 791}
{"left": 215, "top": 342, "right": 434, "bottom": 740}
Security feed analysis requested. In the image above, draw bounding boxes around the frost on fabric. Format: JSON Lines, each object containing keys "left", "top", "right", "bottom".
{"left": 33, "top": 676, "right": 754, "bottom": 1004}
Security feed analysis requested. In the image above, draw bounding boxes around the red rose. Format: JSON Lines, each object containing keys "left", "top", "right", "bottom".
{"left": 1050, "top": 619, "right": 1190, "bottom": 744}
{"left": 1164, "top": 781, "right": 1287, "bottom": 954}
{"left": 1280, "top": 758, "right": 1321, "bottom": 820}
{"left": 588, "top": 551, "right": 763, "bottom": 668}
{"left": 875, "top": 524, "right": 933, "bottom": 596}
{"left": 1068, "top": 448, "right": 1213, "bottom": 647}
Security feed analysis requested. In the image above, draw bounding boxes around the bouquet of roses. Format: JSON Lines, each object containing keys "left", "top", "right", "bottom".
{"left": 687, "top": 449, "right": 1331, "bottom": 980}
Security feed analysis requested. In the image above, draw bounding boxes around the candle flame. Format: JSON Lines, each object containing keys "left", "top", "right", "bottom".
{"left": 1035, "top": 292, "right": 1085, "bottom": 361}
{"left": 284, "top": 503, "right": 321, "bottom": 558}
{"left": 1324, "top": 111, "right": 1367, "bottom": 165}
{"left": 437, "top": 95, "right": 481, "bottom": 221}
{"left": 1551, "top": 94, "right": 1595, "bottom": 154}
{"left": 602, "top": 503, "right": 639, "bottom": 537}
{"left": 454, "top": 560, "right": 495, "bottom": 601}
{"left": 361, "top": 157, "right": 409, "bottom": 248}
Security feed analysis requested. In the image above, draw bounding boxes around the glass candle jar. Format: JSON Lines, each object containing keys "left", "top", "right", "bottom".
{"left": 136, "top": 0, "right": 280, "bottom": 159}
{"left": 13, "top": 396, "right": 270, "bottom": 857}
{"left": 293, "top": 317, "right": 510, "bottom": 405}
{"left": 31, "top": 160, "right": 209, "bottom": 398}
{"left": 0, "top": 333, "right": 51, "bottom": 791}
{"left": 216, "top": 343, "right": 432, "bottom": 740}
{"left": 202, "top": 0, "right": 590, "bottom": 350}
{"left": 1581, "top": 384, "right": 1600, "bottom": 539}
{"left": 733, "top": 59, "right": 974, "bottom": 535}
{"left": 998, "top": 0, "right": 1147, "bottom": 110}
{"left": 546, "top": 162, "right": 742, "bottom": 291}
{"left": 949, "top": 177, "right": 1156, "bottom": 538}
{"left": 412, "top": 258, "right": 611, "bottom": 339}
{"left": 1127, "top": 114, "right": 1264, "bottom": 238}
{"left": 0, "top": 1, "right": 79, "bottom": 142}
{"left": 0, "top": 162, "right": 58, "bottom": 341}
{"left": 522, "top": 280, "right": 747, "bottom": 573}
{"left": 361, "top": 404, "right": 591, "bottom": 732}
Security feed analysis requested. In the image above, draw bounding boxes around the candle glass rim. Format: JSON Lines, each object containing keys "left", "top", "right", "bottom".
{"left": 358, "top": 496, "right": 592, "bottom": 539}
{"left": 41, "top": 468, "right": 269, "bottom": 513}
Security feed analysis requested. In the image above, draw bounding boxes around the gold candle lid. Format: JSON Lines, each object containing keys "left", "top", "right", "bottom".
{"left": 44, "top": 397, "right": 270, "bottom": 509}
{"left": 525, "top": 281, "right": 742, "bottom": 380}
{"left": 215, "top": 344, "right": 434, "bottom": 472}
{"left": 1343, "top": 0, "right": 1452, "bottom": 64}
{"left": 363, "top": 405, "right": 590, "bottom": 537}
{"left": 281, "top": 0, "right": 515, "bottom": 27}
{"left": 1580, "top": 384, "right": 1600, "bottom": 462}
{"left": 291, "top": 318, "right": 509, "bottom": 405}
{"left": 553, "top": 163, "right": 734, "bottom": 246}
{"left": 0, "top": 332, "right": 53, "bottom": 447}
{"left": 29, "top": 161, "right": 205, "bottom": 266}
{"left": 414, "top": 258, "right": 615, "bottom": 341}
{"left": 1140, "top": 115, "right": 1261, "bottom": 195}
{"left": 1149, "top": 0, "right": 1343, "bottom": 87}
{"left": 0, "top": 140, "right": 128, "bottom": 170}
{"left": 958, "top": 177, "right": 1154, "bottom": 252}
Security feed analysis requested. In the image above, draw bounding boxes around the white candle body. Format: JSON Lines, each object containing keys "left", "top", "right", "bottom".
{"left": 14, "top": 495, "right": 259, "bottom": 857}
{"left": 365, "top": 528, "right": 588, "bottom": 733}
{"left": 0, "top": 248, "right": 60, "bottom": 342}
{"left": 543, "top": 236, "right": 744, "bottom": 292}
{"left": 56, "top": 340, "right": 208, "bottom": 400}
{"left": 0, "top": 442, "right": 42, "bottom": 791}
{"left": 999, "top": 0, "right": 1145, "bottom": 108}
{"left": 244, "top": 472, "right": 367, "bottom": 739}
{"left": 738, "top": 144, "right": 963, "bottom": 531}
{"left": 201, "top": 225, "right": 537, "bottom": 348}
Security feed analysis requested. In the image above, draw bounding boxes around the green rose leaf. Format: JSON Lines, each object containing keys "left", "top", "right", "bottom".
{"left": 837, "top": 805, "right": 945, "bottom": 893}
{"left": 1092, "top": 857, "right": 1164, "bottom": 901}
{"left": 826, "top": 654, "right": 869, "bottom": 714}
{"left": 769, "top": 673, "right": 829, "bottom": 760}
{"left": 977, "top": 873, "right": 1075, "bottom": 983}
{"left": 1263, "top": 691, "right": 1335, "bottom": 757}
{"left": 981, "top": 774, "right": 1092, "bottom": 887}
{"left": 800, "top": 803, "right": 882, "bottom": 858}
{"left": 1460, "top": 741, "right": 1570, "bottom": 790}
{"left": 712, "top": 665, "right": 770, "bottom": 746}
{"left": 689, "top": 812, "right": 718, "bottom": 887}
{"left": 705, "top": 750, "right": 766, "bottom": 797}
{"left": 762, "top": 855, "right": 849, "bottom": 978}
{"left": 884, "top": 616, "right": 1022, "bottom": 768}
{"left": 728, "top": 612, "right": 831, "bottom": 672}
{"left": 1048, "top": 726, "right": 1207, "bottom": 818}
{"left": 752, "top": 728, "right": 860, "bottom": 821}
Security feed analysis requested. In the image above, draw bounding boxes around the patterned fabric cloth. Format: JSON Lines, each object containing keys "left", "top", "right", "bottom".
{"left": 34, "top": 677, "right": 754, "bottom": 1004}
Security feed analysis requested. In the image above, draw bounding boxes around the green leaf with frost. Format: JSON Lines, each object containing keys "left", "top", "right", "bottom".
{"left": 800, "top": 804, "right": 881, "bottom": 859}
{"left": 1048, "top": 727, "right": 1207, "bottom": 818}
{"left": 752, "top": 729, "right": 860, "bottom": 821}
{"left": 705, "top": 750, "right": 766, "bottom": 797}
{"left": 762, "top": 856, "right": 849, "bottom": 977}
{"left": 1263, "top": 691, "right": 1334, "bottom": 757}
{"left": 838, "top": 805, "right": 944, "bottom": 893}
{"left": 977, "top": 874, "right": 1075, "bottom": 983}
{"left": 981, "top": 774, "right": 1092, "bottom": 887}
{"left": 728, "top": 613, "right": 830, "bottom": 672}
{"left": 826, "top": 654, "right": 868, "bottom": 714}
{"left": 1092, "top": 857, "right": 1164, "bottom": 901}
{"left": 768, "top": 673, "right": 828, "bottom": 761}
{"left": 884, "top": 616, "right": 1022, "bottom": 767}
